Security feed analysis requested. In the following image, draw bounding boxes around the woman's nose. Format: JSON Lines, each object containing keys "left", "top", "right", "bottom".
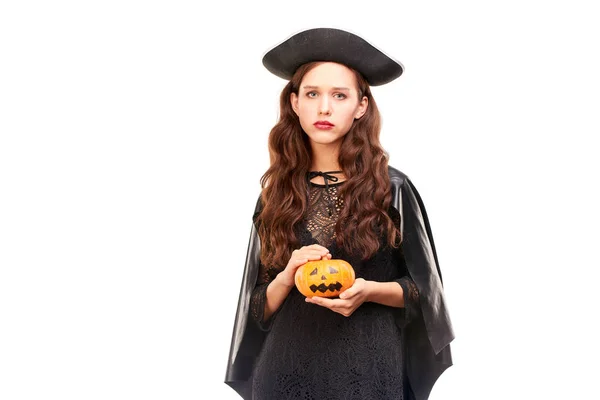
{"left": 318, "top": 98, "right": 331, "bottom": 115}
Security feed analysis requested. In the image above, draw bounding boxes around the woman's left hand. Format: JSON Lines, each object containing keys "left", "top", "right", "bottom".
{"left": 305, "top": 278, "right": 370, "bottom": 317}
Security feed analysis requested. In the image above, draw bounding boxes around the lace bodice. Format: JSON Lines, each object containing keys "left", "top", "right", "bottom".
{"left": 305, "top": 182, "right": 344, "bottom": 246}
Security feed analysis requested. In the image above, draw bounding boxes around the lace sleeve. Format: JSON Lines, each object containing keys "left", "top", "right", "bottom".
{"left": 395, "top": 276, "right": 421, "bottom": 327}
{"left": 250, "top": 263, "right": 280, "bottom": 332}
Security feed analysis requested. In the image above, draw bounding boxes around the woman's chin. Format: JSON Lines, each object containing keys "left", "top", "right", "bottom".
{"left": 306, "top": 132, "right": 346, "bottom": 147}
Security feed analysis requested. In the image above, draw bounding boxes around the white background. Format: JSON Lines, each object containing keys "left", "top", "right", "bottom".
{"left": 1, "top": 1, "right": 599, "bottom": 399}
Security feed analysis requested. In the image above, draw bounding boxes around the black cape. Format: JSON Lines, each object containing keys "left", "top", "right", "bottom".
{"left": 224, "top": 166, "right": 454, "bottom": 400}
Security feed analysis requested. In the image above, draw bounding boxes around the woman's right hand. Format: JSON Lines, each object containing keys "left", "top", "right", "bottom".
{"left": 276, "top": 244, "right": 331, "bottom": 288}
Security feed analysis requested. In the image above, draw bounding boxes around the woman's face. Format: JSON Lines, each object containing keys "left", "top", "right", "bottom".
{"left": 291, "top": 62, "right": 368, "bottom": 148}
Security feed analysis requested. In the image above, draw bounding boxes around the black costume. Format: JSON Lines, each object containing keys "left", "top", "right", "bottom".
{"left": 225, "top": 167, "right": 454, "bottom": 400}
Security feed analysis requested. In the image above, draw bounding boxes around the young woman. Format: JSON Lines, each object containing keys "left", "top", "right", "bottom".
{"left": 225, "top": 27, "right": 454, "bottom": 400}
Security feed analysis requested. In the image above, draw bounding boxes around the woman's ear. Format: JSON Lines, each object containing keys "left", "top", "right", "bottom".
{"left": 355, "top": 96, "right": 369, "bottom": 119}
{"left": 290, "top": 93, "right": 299, "bottom": 115}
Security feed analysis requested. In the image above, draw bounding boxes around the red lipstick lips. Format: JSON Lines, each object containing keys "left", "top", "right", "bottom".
{"left": 314, "top": 120, "right": 335, "bottom": 130}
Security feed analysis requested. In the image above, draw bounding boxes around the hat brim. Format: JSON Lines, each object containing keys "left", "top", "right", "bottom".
{"left": 262, "top": 27, "right": 403, "bottom": 86}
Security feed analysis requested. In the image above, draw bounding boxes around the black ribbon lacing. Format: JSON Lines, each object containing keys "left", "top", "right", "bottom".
{"left": 307, "top": 170, "right": 342, "bottom": 217}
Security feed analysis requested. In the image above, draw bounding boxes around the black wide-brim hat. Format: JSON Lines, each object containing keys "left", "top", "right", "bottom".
{"left": 262, "top": 27, "right": 403, "bottom": 86}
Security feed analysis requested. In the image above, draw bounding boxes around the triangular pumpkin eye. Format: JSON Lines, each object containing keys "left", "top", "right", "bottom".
{"left": 310, "top": 268, "right": 318, "bottom": 276}
{"left": 328, "top": 267, "right": 338, "bottom": 274}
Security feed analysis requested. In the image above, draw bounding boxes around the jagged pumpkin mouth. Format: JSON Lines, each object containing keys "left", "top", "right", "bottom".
{"left": 309, "top": 282, "right": 343, "bottom": 293}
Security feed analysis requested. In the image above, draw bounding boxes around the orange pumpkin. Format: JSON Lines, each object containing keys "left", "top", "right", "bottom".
{"left": 294, "top": 259, "right": 355, "bottom": 298}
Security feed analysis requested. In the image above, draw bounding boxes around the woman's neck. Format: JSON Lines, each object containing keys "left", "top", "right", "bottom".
{"left": 308, "top": 142, "right": 345, "bottom": 184}
{"left": 309, "top": 142, "right": 341, "bottom": 172}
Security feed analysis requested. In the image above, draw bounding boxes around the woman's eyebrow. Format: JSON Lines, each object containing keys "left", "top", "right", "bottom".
{"left": 302, "top": 85, "right": 350, "bottom": 91}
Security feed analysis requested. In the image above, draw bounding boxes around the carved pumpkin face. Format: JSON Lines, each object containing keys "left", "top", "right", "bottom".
{"left": 295, "top": 259, "right": 355, "bottom": 298}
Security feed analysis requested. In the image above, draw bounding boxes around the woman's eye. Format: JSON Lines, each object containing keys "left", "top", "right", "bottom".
{"left": 333, "top": 93, "right": 347, "bottom": 100}
{"left": 306, "top": 91, "right": 318, "bottom": 98}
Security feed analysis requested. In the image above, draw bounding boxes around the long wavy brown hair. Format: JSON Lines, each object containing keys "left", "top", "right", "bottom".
{"left": 257, "top": 61, "right": 400, "bottom": 269}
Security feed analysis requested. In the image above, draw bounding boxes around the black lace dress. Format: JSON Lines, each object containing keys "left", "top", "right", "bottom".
{"left": 249, "top": 181, "right": 420, "bottom": 400}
